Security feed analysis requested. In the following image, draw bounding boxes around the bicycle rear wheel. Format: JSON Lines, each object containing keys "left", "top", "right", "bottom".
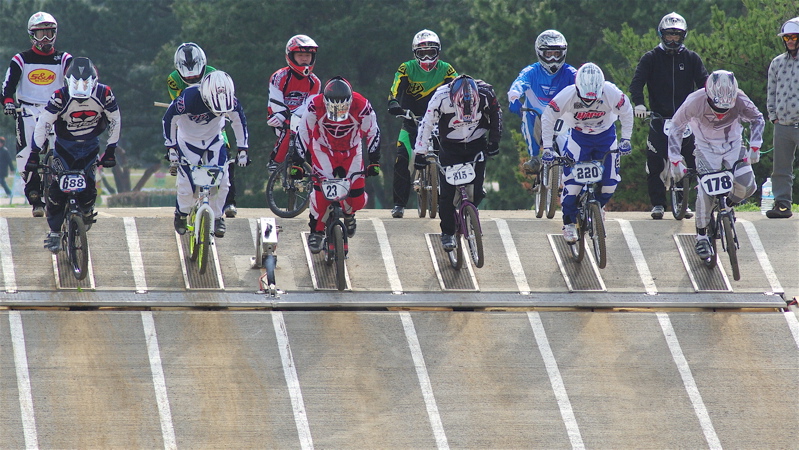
{"left": 413, "top": 168, "right": 428, "bottom": 218}
{"left": 266, "top": 160, "right": 312, "bottom": 218}
{"left": 588, "top": 202, "right": 607, "bottom": 269}
{"left": 332, "top": 223, "right": 346, "bottom": 290}
{"left": 545, "top": 165, "right": 561, "bottom": 219}
{"left": 66, "top": 213, "right": 89, "bottom": 280}
{"left": 721, "top": 214, "right": 740, "bottom": 281}
{"left": 569, "top": 221, "right": 586, "bottom": 263}
{"left": 197, "top": 209, "right": 212, "bottom": 275}
{"left": 463, "top": 204, "right": 484, "bottom": 268}
{"left": 427, "top": 165, "right": 438, "bottom": 219}
{"left": 670, "top": 176, "right": 690, "bottom": 220}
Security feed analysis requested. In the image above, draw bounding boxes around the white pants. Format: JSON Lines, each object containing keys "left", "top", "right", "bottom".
{"left": 694, "top": 144, "right": 755, "bottom": 229}
{"left": 175, "top": 141, "right": 229, "bottom": 218}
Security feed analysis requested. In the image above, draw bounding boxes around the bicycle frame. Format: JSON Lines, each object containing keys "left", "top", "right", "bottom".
{"left": 435, "top": 152, "right": 485, "bottom": 269}
{"left": 696, "top": 160, "right": 745, "bottom": 280}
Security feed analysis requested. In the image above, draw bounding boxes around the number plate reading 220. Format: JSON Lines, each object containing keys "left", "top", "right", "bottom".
{"left": 700, "top": 171, "right": 733, "bottom": 196}
{"left": 572, "top": 161, "right": 603, "bottom": 184}
{"left": 59, "top": 173, "right": 87, "bottom": 193}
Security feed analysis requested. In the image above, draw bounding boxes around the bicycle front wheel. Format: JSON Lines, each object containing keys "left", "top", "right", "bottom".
{"left": 447, "top": 234, "right": 464, "bottom": 270}
{"left": 721, "top": 215, "right": 740, "bottom": 281}
{"left": 266, "top": 161, "right": 312, "bottom": 218}
{"left": 413, "top": 168, "right": 428, "bottom": 218}
{"left": 197, "top": 209, "right": 212, "bottom": 275}
{"left": 332, "top": 223, "right": 346, "bottom": 290}
{"left": 66, "top": 213, "right": 89, "bottom": 280}
{"left": 463, "top": 204, "right": 484, "bottom": 268}
{"left": 670, "top": 176, "right": 690, "bottom": 220}
{"left": 545, "top": 165, "right": 561, "bottom": 219}
{"left": 569, "top": 220, "right": 586, "bottom": 263}
{"left": 188, "top": 209, "right": 199, "bottom": 262}
{"left": 428, "top": 165, "right": 439, "bottom": 219}
{"left": 588, "top": 202, "right": 607, "bottom": 269}
{"left": 535, "top": 168, "right": 547, "bottom": 219}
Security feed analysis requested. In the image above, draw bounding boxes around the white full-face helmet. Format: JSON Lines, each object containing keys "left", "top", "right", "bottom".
{"left": 658, "top": 12, "right": 688, "bottom": 52}
{"left": 28, "top": 11, "right": 57, "bottom": 53}
{"left": 705, "top": 70, "right": 738, "bottom": 113}
{"left": 200, "top": 71, "right": 236, "bottom": 115}
{"left": 174, "top": 43, "right": 207, "bottom": 85}
{"left": 412, "top": 29, "right": 441, "bottom": 72}
{"left": 575, "top": 63, "right": 605, "bottom": 106}
{"left": 535, "top": 30, "right": 568, "bottom": 75}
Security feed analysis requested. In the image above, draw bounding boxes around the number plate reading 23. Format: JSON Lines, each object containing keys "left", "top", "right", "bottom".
{"left": 444, "top": 164, "right": 476, "bottom": 186}
{"left": 59, "top": 173, "right": 87, "bottom": 193}
{"left": 572, "top": 161, "right": 603, "bottom": 184}
{"left": 321, "top": 178, "right": 351, "bottom": 201}
{"left": 699, "top": 171, "right": 733, "bottom": 196}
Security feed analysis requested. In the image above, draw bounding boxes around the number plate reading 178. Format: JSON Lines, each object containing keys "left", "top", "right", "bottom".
{"left": 59, "top": 173, "right": 87, "bottom": 193}
{"left": 321, "top": 178, "right": 351, "bottom": 201}
{"left": 444, "top": 163, "right": 476, "bottom": 186}
{"left": 699, "top": 171, "right": 733, "bottom": 196}
{"left": 572, "top": 161, "right": 603, "bottom": 184}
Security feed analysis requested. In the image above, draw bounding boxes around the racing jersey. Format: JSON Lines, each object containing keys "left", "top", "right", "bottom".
{"left": 267, "top": 66, "right": 321, "bottom": 123}
{"left": 414, "top": 79, "right": 502, "bottom": 153}
{"left": 167, "top": 65, "right": 216, "bottom": 100}
{"left": 298, "top": 92, "right": 380, "bottom": 162}
{"left": 163, "top": 85, "right": 248, "bottom": 152}
{"left": 33, "top": 83, "right": 120, "bottom": 149}
{"left": 2, "top": 48, "right": 72, "bottom": 106}
{"left": 668, "top": 89, "right": 764, "bottom": 161}
{"left": 541, "top": 82, "right": 633, "bottom": 148}
{"left": 507, "top": 62, "right": 577, "bottom": 116}
{"left": 389, "top": 59, "right": 457, "bottom": 120}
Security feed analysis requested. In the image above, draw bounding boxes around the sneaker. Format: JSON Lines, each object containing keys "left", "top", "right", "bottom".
{"left": 267, "top": 160, "right": 279, "bottom": 174}
{"left": 83, "top": 210, "right": 97, "bottom": 231}
{"left": 391, "top": 205, "right": 404, "bottom": 218}
{"left": 766, "top": 201, "right": 793, "bottom": 219}
{"left": 562, "top": 223, "right": 578, "bottom": 244}
{"left": 174, "top": 213, "right": 187, "bottom": 235}
{"left": 695, "top": 236, "right": 713, "bottom": 259}
{"left": 684, "top": 208, "right": 694, "bottom": 219}
{"left": 43, "top": 231, "right": 62, "bottom": 253}
{"left": 224, "top": 204, "right": 238, "bottom": 218}
{"left": 32, "top": 205, "right": 45, "bottom": 217}
{"left": 522, "top": 157, "right": 541, "bottom": 175}
{"left": 214, "top": 217, "right": 226, "bottom": 237}
{"left": 344, "top": 214, "right": 356, "bottom": 237}
{"left": 307, "top": 232, "right": 324, "bottom": 254}
{"left": 440, "top": 233, "right": 456, "bottom": 251}
{"left": 651, "top": 205, "right": 665, "bottom": 220}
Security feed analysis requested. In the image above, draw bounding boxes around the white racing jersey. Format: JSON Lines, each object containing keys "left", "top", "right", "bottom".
{"left": 163, "top": 85, "right": 248, "bottom": 152}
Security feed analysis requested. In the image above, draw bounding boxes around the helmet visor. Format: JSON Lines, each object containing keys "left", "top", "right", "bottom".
{"left": 32, "top": 28, "right": 55, "bottom": 42}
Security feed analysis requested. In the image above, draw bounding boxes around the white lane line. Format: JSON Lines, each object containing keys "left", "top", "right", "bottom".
{"left": 141, "top": 311, "right": 177, "bottom": 450}
{"left": 493, "top": 219, "right": 531, "bottom": 295}
{"left": 784, "top": 311, "right": 799, "bottom": 350}
{"left": 272, "top": 311, "right": 314, "bottom": 450}
{"left": 0, "top": 217, "right": 18, "bottom": 293}
{"left": 400, "top": 311, "right": 449, "bottom": 449}
{"left": 527, "top": 312, "right": 584, "bottom": 449}
{"left": 739, "top": 219, "right": 784, "bottom": 294}
{"left": 657, "top": 313, "right": 721, "bottom": 449}
{"left": 371, "top": 218, "right": 403, "bottom": 294}
{"left": 9, "top": 311, "right": 39, "bottom": 449}
{"left": 616, "top": 219, "right": 657, "bottom": 295}
{"left": 124, "top": 217, "right": 148, "bottom": 293}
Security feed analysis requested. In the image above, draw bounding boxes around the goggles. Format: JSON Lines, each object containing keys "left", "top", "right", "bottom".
{"left": 32, "top": 28, "right": 56, "bottom": 41}
{"left": 662, "top": 30, "right": 685, "bottom": 38}
{"left": 415, "top": 48, "right": 439, "bottom": 61}
{"left": 782, "top": 34, "right": 799, "bottom": 42}
{"left": 542, "top": 49, "right": 564, "bottom": 60}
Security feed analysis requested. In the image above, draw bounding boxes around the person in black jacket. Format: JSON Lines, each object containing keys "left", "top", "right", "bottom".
{"left": 629, "top": 12, "right": 708, "bottom": 219}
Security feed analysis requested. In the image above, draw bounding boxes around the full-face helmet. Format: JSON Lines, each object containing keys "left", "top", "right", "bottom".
{"left": 412, "top": 29, "right": 441, "bottom": 72}
{"left": 174, "top": 43, "right": 207, "bottom": 85}
{"left": 65, "top": 57, "right": 98, "bottom": 99}
{"left": 449, "top": 75, "right": 479, "bottom": 123}
{"left": 323, "top": 76, "right": 352, "bottom": 122}
{"left": 658, "top": 12, "right": 688, "bottom": 52}
{"left": 778, "top": 17, "right": 799, "bottom": 53}
{"left": 28, "top": 12, "right": 57, "bottom": 53}
{"left": 285, "top": 35, "right": 318, "bottom": 77}
{"left": 575, "top": 63, "right": 605, "bottom": 106}
{"left": 200, "top": 71, "right": 236, "bottom": 115}
{"left": 705, "top": 70, "right": 738, "bottom": 114}
{"left": 535, "top": 30, "right": 568, "bottom": 75}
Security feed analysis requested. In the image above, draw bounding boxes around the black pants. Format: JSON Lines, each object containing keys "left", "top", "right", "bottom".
{"left": 225, "top": 162, "right": 236, "bottom": 207}
{"left": 438, "top": 139, "right": 486, "bottom": 236}
{"left": 646, "top": 119, "right": 695, "bottom": 207}
{"left": 392, "top": 125, "right": 418, "bottom": 207}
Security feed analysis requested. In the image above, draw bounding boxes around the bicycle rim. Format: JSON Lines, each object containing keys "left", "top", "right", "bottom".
{"left": 266, "top": 161, "right": 311, "bottom": 218}
{"left": 333, "top": 223, "right": 346, "bottom": 290}
{"left": 447, "top": 234, "right": 464, "bottom": 270}
{"left": 670, "top": 176, "right": 690, "bottom": 220}
{"left": 428, "top": 166, "right": 438, "bottom": 219}
{"left": 198, "top": 209, "right": 212, "bottom": 275}
{"left": 535, "top": 169, "right": 546, "bottom": 218}
{"left": 588, "top": 202, "right": 607, "bottom": 268}
{"left": 464, "top": 204, "right": 484, "bottom": 268}
{"left": 570, "top": 221, "right": 586, "bottom": 263}
{"left": 188, "top": 209, "right": 199, "bottom": 262}
{"left": 546, "top": 165, "right": 561, "bottom": 219}
{"left": 722, "top": 215, "right": 740, "bottom": 280}
{"left": 68, "top": 214, "right": 89, "bottom": 280}
{"left": 413, "top": 168, "right": 427, "bottom": 218}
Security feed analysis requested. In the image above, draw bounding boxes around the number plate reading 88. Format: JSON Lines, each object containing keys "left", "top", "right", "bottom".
{"left": 572, "top": 161, "right": 603, "bottom": 184}
{"left": 444, "top": 163, "right": 476, "bottom": 186}
{"left": 59, "top": 173, "right": 87, "bottom": 193}
{"left": 699, "top": 171, "right": 733, "bottom": 196}
{"left": 321, "top": 178, "right": 351, "bottom": 201}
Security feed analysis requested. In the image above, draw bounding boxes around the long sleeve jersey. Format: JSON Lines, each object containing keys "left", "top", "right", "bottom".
{"left": 629, "top": 45, "right": 708, "bottom": 117}
{"left": 3, "top": 48, "right": 72, "bottom": 106}
{"left": 388, "top": 59, "right": 457, "bottom": 125}
{"left": 766, "top": 51, "right": 799, "bottom": 125}
{"left": 163, "top": 85, "right": 248, "bottom": 151}
{"left": 166, "top": 65, "right": 216, "bottom": 100}
{"left": 507, "top": 62, "right": 576, "bottom": 116}
{"left": 298, "top": 92, "right": 380, "bottom": 163}
{"left": 541, "top": 82, "right": 633, "bottom": 148}
{"left": 668, "top": 89, "right": 764, "bottom": 162}
{"left": 267, "top": 66, "right": 321, "bottom": 123}
{"left": 414, "top": 79, "right": 502, "bottom": 154}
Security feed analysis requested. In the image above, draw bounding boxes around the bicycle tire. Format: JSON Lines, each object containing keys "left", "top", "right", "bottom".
{"left": 670, "top": 176, "right": 690, "bottom": 220}
{"left": 447, "top": 234, "right": 464, "bottom": 270}
{"left": 264, "top": 254, "right": 277, "bottom": 287}
{"left": 722, "top": 214, "right": 740, "bottom": 281}
{"left": 41, "top": 151, "right": 54, "bottom": 215}
{"left": 66, "top": 213, "right": 89, "bottom": 280}
{"left": 428, "top": 165, "right": 438, "bottom": 219}
{"left": 332, "top": 223, "right": 346, "bottom": 291}
{"left": 266, "top": 160, "right": 312, "bottom": 218}
{"left": 545, "top": 165, "right": 560, "bottom": 219}
{"left": 705, "top": 211, "right": 718, "bottom": 269}
{"left": 463, "top": 204, "right": 484, "bottom": 268}
{"left": 188, "top": 209, "right": 199, "bottom": 262}
{"left": 535, "top": 169, "right": 546, "bottom": 218}
{"left": 197, "top": 209, "right": 212, "bottom": 275}
{"left": 413, "top": 168, "right": 427, "bottom": 218}
{"left": 569, "top": 220, "right": 586, "bottom": 263}
{"left": 588, "top": 202, "right": 607, "bottom": 269}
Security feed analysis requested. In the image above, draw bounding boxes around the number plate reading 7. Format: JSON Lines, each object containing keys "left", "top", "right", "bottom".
{"left": 321, "top": 178, "right": 351, "bottom": 201}
{"left": 444, "top": 164, "right": 476, "bottom": 186}
{"left": 190, "top": 166, "right": 223, "bottom": 187}
{"left": 59, "top": 173, "right": 86, "bottom": 193}
{"left": 572, "top": 161, "right": 603, "bottom": 184}
{"left": 699, "top": 171, "right": 733, "bottom": 196}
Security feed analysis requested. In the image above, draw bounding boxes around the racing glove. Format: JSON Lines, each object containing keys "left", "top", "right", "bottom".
{"left": 99, "top": 145, "right": 117, "bottom": 168}
{"left": 24, "top": 153, "right": 40, "bottom": 172}
{"left": 541, "top": 147, "right": 555, "bottom": 165}
{"left": 413, "top": 153, "right": 427, "bottom": 170}
{"left": 670, "top": 159, "right": 687, "bottom": 182}
{"left": 748, "top": 147, "right": 760, "bottom": 164}
{"left": 237, "top": 149, "right": 250, "bottom": 167}
{"left": 388, "top": 99, "right": 404, "bottom": 117}
{"left": 487, "top": 141, "right": 500, "bottom": 157}
{"left": 367, "top": 164, "right": 381, "bottom": 177}
{"left": 634, "top": 104, "right": 648, "bottom": 119}
{"left": 267, "top": 112, "right": 285, "bottom": 128}
{"left": 4, "top": 102, "right": 16, "bottom": 116}
{"left": 618, "top": 139, "right": 632, "bottom": 155}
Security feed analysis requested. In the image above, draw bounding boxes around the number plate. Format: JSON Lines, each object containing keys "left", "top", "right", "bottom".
{"left": 699, "top": 170, "right": 733, "bottom": 196}
{"left": 321, "top": 178, "right": 351, "bottom": 201}
{"left": 663, "top": 119, "right": 692, "bottom": 138}
{"left": 444, "top": 163, "right": 476, "bottom": 185}
{"left": 572, "top": 161, "right": 603, "bottom": 184}
{"left": 190, "top": 165, "right": 224, "bottom": 187}
{"left": 59, "top": 173, "right": 87, "bottom": 193}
